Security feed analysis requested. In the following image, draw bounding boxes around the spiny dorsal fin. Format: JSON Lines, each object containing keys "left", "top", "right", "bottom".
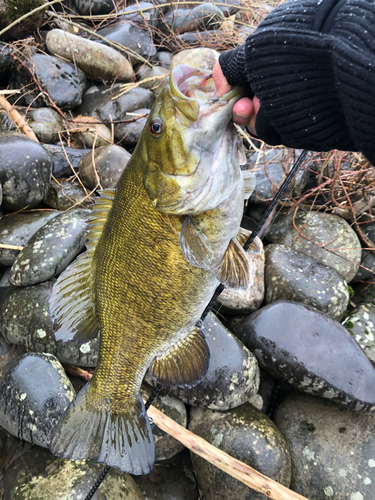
{"left": 242, "top": 170, "right": 256, "bottom": 200}
{"left": 180, "top": 216, "right": 214, "bottom": 270}
{"left": 50, "top": 189, "right": 115, "bottom": 343}
{"left": 149, "top": 324, "right": 210, "bottom": 389}
{"left": 215, "top": 235, "right": 252, "bottom": 289}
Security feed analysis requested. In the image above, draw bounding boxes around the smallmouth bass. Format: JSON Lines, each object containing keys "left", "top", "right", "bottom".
{"left": 49, "top": 65, "right": 256, "bottom": 474}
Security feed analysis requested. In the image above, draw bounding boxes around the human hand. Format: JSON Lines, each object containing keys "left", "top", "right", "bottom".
{"left": 212, "top": 61, "right": 260, "bottom": 137}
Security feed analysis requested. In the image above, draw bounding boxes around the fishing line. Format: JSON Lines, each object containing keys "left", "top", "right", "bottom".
{"left": 84, "top": 149, "right": 308, "bottom": 499}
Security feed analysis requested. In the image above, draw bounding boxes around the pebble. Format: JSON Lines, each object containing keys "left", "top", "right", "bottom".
{"left": 114, "top": 109, "right": 150, "bottom": 148}
{"left": 343, "top": 303, "right": 375, "bottom": 366}
{"left": 138, "top": 65, "right": 169, "bottom": 96}
{"left": 43, "top": 145, "right": 89, "bottom": 178}
{"left": 27, "top": 108, "right": 65, "bottom": 144}
{"left": 75, "top": 0, "right": 115, "bottom": 15}
{"left": 67, "top": 115, "right": 112, "bottom": 149}
{"left": 44, "top": 177, "right": 91, "bottom": 210}
{"left": 79, "top": 144, "right": 131, "bottom": 188}
{"left": 274, "top": 391, "right": 375, "bottom": 500}
{"left": 237, "top": 301, "right": 375, "bottom": 413}
{"left": 170, "top": 47, "right": 219, "bottom": 70}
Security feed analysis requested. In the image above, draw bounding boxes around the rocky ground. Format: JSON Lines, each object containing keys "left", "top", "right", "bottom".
{"left": 0, "top": 0, "right": 375, "bottom": 499}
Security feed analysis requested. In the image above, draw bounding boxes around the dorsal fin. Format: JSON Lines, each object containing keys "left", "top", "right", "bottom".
{"left": 50, "top": 189, "right": 115, "bottom": 343}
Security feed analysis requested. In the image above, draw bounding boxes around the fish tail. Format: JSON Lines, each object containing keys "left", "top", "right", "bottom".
{"left": 49, "top": 382, "right": 155, "bottom": 475}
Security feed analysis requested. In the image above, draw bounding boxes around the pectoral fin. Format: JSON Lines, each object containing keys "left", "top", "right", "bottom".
{"left": 216, "top": 228, "right": 253, "bottom": 289}
{"left": 180, "top": 216, "right": 214, "bottom": 270}
{"left": 149, "top": 324, "right": 210, "bottom": 388}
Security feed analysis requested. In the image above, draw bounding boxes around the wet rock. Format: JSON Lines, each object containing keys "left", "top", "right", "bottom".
{"left": 248, "top": 149, "right": 310, "bottom": 205}
{"left": 0, "top": 0, "right": 44, "bottom": 43}
{"left": 264, "top": 209, "right": 361, "bottom": 282}
{"left": 159, "top": 4, "right": 223, "bottom": 35}
{"left": 343, "top": 303, "right": 375, "bottom": 366}
{"left": 0, "top": 42, "right": 14, "bottom": 78}
{"left": 76, "top": 84, "right": 155, "bottom": 122}
{"left": 217, "top": 0, "right": 242, "bottom": 16}
{"left": 216, "top": 236, "right": 264, "bottom": 314}
{"left": 9, "top": 208, "right": 88, "bottom": 286}
{"left": 189, "top": 404, "right": 291, "bottom": 500}
{"left": 237, "top": 301, "right": 375, "bottom": 413}
{"left": 265, "top": 244, "right": 349, "bottom": 320}
{"left": 274, "top": 391, "right": 375, "bottom": 500}
{"left": 170, "top": 47, "right": 219, "bottom": 70}
{"left": 0, "top": 352, "right": 74, "bottom": 448}
{"left": 0, "top": 428, "right": 25, "bottom": 475}
{"left": 0, "top": 109, "right": 16, "bottom": 132}
{"left": 0, "top": 281, "right": 99, "bottom": 367}
{"left": 138, "top": 65, "right": 169, "bottom": 96}
{"left": 1, "top": 446, "right": 144, "bottom": 499}
{"left": 153, "top": 50, "right": 172, "bottom": 68}
{"left": 120, "top": 2, "right": 160, "bottom": 28}
{"left": 67, "top": 115, "right": 112, "bottom": 149}
{"left": 0, "top": 210, "right": 59, "bottom": 266}
{"left": 44, "top": 177, "right": 91, "bottom": 210}
{"left": 97, "top": 21, "right": 156, "bottom": 65}
{"left": 44, "top": 145, "right": 89, "bottom": 178}
{"left": 114, "top": 109, "right": 149, "bottom": 148}
{"left": 75, "top": 0, "right": 115, "bottom": 15}
{"left": 141, "top": 384, "right": 187, "bottom": 461}
{"left": 354, "top": 221, "right": 375, "bottom": 281}
{"left": 27, "top": 108, "right": 65, "bottom": 144}
{"left": 46, "top": 29, "right": 133, "bottom": 82}
{"left": 352, "top": 282, "right": 375, "bottom": 307}
{"left": 161, "top": 312, "right": 259, "bottom": 410}
{"left": 0, "top": 132, "right": 53, "bottom": 212}
{"left": 79, "top": 145, "right": 131, "bottom": 189}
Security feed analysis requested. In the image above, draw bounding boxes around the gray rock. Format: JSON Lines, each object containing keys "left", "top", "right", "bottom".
{"left": 158, "top": 4, "right": 224, "bottom": 35}
{"left": 44, "top": 144, "right": 89, "bottom": 178}
{"left": 0, "top": 132, "right": 53, "bottom": 212}
{"left": 9, "top": 208, "right": 88, "bottom": 286}
{"left": 0, "top": 210, "right": 59, "bottom": 266}
{"left": 0, "top": 427, "right": 25, "bottom": 475}
{"left": 189, "top": 404, "right": 291, "bottom": 500}
{"left": 114, "top": 109, "right": 149, "bottom": 148}
{"left": 0, "top": 352, "right": 74, "bottom": 448}
{"left": 27, "top": 108, "right": 65, "bottom": 144}
{"left": 0, "top": 110, "right": 16, "bottom": 132}
{"left": 343, "top": 303, "right": 375, "bottom": 366}
{"left": 76, "top": 83, "right": 155, "bottom": 122}
{"left": 160, "top": 312, "right": 259, "bottom": 410}
{"left": 67, "top": 115, "right": 112, "bottom": 149}
{"left": 352, "top": 282, "right": 375, "bottom": 307}
{"left": 354, "top": 221, "right": 375, "bottom": 281}
{"left": 0, "top": 42, "right": 14, "bottom": 77}
{"left": 237, "top": 301, "right": 375, "bottom": 413}
{"left": 138, "top": 66, "right": 169, "bottom": 96}
{"left": 264, "top": 209, "right": 361, "bottom": 282}
{"left": 119, "top": 2, "right": 160, "bottom": 28}
{"left": 79, "top": 145, "right": 131, "bottom": 189}
{"left": 265, "top": 244, "right": 349, "bottom": 320}
{"left": 75, "top": 0, "right": 115, "bottom": 15}
{"left": 153, "top": 51, "right": 172, "bottom": 68}
{"left": 44, "top": 177, "right": 91, "bottom": 210}
{"left": 1, "top": 446, "right": 144, "bottom": 499}
{"left": 274, "top": 391, "right": 375, "bottom": 500}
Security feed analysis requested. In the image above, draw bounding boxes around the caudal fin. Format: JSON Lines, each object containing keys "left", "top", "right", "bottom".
{"left": 49, "top": 383, "right": 155, "bottom": 475}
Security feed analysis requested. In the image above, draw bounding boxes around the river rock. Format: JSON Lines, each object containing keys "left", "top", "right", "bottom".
{"left": 79, "top": 145, "right": 131, "bottom": 189}
{"left": 265, "top": 244, "right": 349, "bottom": 320}
{"left": 274, "top": 391, "right": 375, "bottom": 500}
{"left": 154, "top": 50, "right": 173, "bottom": 68}
{"left": 161, "top": 312, "right": 259, "bottom": 410}
{"left": 189, "top": 404, "right": 291, "bottom": 499}
{"left": 237, "top": 301, "right": 375, "bottom": 413}
{"left": 75, "top": 0, "right": 115, "bottom": 15}
{"left": 67, "top": 115, "right": 112, "bottom": 149}
{"left": 216, "top": 236, "right": 264, "bottom": 314}
{"left": 0, "top": 132, "right": 53, "bottom": 212}
{"left": 1, "top": 446, "right": 144, "bottom": 500}
{"left": 343, "top": 303, "right": 375, "bottom": 366}
{"left": 0, "top": 210, "right": 59, "bottom": 266}
{"left": 44, "top": 145, "right": 89, "bottom": 178}
{"left": 114, "top": 109, "right": 149, "bottom": 148}
{"left": 120, "top": 2, "right": 160, "bottom": 28}
{"left": 138, "top": 65, "right": 169, "bottom": 95}
{"left": 0, "top": 281, "right": 99, "bottom": 367}
{"left": 27, "top": 108, "right": 65, "bottom": 144}
{"left": 76, "top": 84, "right": 155, "bottom": 122}
{"left": 352, "top": 282, "right": 375, "bottom": 307}
{"left": 44, "top": 177, "right": 91, "bottom": 210}
{"left": 0, "top": 352, "right": 74, "bottom": 448}
{"left": 170, "top": 47, "right": 219, "bottom": 70}
{"left": 9, "top": 208, "right": 88, "bottom": 286}
{"left": 158, "top": 4, "right": 223, "bottom": 35}
{"left": 0, "top": 42, "right": 14, "bottom": 78}
{"left": 264, "top": 209, "right": 362, "bottom": 282}
{"left": 0, "top": 428, "right": 25, "bottom": 475}
{"left": 0, "top": 109, "right": 15, "bottom": 132}
{"left": 354, "top": 220, "right": 375, "bottom": 281}
{"left": 46, "top": 29, "right": 134, "bottom": 82}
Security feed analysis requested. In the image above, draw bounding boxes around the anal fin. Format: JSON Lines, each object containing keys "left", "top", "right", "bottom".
{"left": 149, "top": 325, "right": 210, "bottom": 389}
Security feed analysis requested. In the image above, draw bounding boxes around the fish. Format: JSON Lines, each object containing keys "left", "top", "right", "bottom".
{"left": 48, "top": 65, "right": 256, "bottom": 475}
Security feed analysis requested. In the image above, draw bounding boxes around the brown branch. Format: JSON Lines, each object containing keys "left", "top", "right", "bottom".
{"left": 0, "top": 95, "right": 39, "bottom": 141}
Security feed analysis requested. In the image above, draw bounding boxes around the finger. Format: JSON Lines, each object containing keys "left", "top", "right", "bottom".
{"left": 212, "top": 61, "right": 231, "bottom": 97}
{"left": 246, "top": 96, "right": 261, "bottom": 136}
{"left": 232, "top": 97, "right": 255, "bottom": 126}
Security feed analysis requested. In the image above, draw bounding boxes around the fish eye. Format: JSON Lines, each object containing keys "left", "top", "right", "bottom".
{"left": 150, "top": 118, "right": 163, "bottom": 136}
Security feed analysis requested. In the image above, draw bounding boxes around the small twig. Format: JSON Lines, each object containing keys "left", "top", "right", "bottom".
{"left": 0, "top": 243, "right": 23, "bottom": 250}
{"left": 0, "top": 95, "right": 39, "bottom": 141}
{"left": 62, "top": 364, "right": 94, "bottom": 381}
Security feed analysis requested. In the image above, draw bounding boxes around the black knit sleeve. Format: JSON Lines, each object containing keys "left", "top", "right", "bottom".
{"left": 218, "top": 45, "right": 254, "bottom": 97}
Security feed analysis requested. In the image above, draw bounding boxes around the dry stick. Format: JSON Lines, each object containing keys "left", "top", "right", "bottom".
{"left": 0, "top": 95, "right": 39, "bottom": 141}
{"left": 0, "top": 243, "right": 23, "bottom": 250}
{"left": 147, "top": 404, "right": 309, "bottom": 500}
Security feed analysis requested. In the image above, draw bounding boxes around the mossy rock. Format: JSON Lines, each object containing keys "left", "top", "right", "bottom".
{"left": 0, "top": 0, "right": 44, "bottom": 42}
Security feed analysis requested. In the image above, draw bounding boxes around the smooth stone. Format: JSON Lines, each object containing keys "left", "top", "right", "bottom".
{"left": 274, "top": 391, "right": 375, "bottom": 500}
{"left": 343, "top": 303, "right": 375, "bottom": 366}
{"left": 189, "top": 404, "right": 291, "bottom": 499}
{"left": 97, "top": 20, "right": 156, "bottom": 65}
{"left": 114, "top": 109, "right": 149, "bottom": 148}
{"left": 138, "top": 66, "right": 169, "bottom": 96}
{"left": 67, "top": 115, "right": 112, "bottom": 149}
{"left": 265, "top": 244, "right": 349, "bottom": 320}
{"left": 46, "top": 29, "right": 134, "bottom": 82}
{"left": 354, "top": 221, "right": 375, "bottom": 281}
{"left": 0, "top": 132, "right": 53, "bottom": 212}
{"left": 44, "top": 145, "right": 89, "bottom": 177}
{"left": 27, "top": 108, "right": 65, "bottom": 144}
{"left": 160, "top": 312, "right": 259, "bottom": 410}
{"left": 44, "top": 177, "right": 91, "bottom": 210}
{"left": 170, "top": 47, "right": 219, "bottom": 70}
{"left": 9, "top": 208, "right": 88, "bottom": 286}
{"left": 0, "top": 211, "right": 59, "bottom": 266}
{"left": 264, "top": 209, "right": 362, "bottom": 283}
{"left": 0, "top": 109, "right": 16, "bottom": 132}
{"left": 141, "top": 384, "right": 187, "bottom": 461}
{"left": 158, "top": 4, "right": 223, "bottom": 35}
{"left": 1, "top": 446, "right": 144, "bottom": 500}
{"left": 0, "top": 352, "right": 74, "bottom": 448}
{"left": 237, "top": 301, "right": 375, "bottom": 413}
{"left": 216, "top": 235, "right": 264, "bottom": 314}
{"left": 217, "top": 0, "right": 242, "bottom": 15}
{"left": 76, "top": 83, "right": 155, "bottom": 122}
{"left": 75, "top": 0, "right": 115, "bottom": 15}
{"left": 248, "top": 149, "right": 310, "bottom": 205}
{"left": 79, "top": 144, "right": 131, "bottom": 188}
{"left": 120, "top": 2, "right": 160, "bottom": 28}
{"left": 153, "top": 50, "right": 172, "bottom": 68}
{"left": 13, "top": 53, "right": 86, "bottom": 109}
